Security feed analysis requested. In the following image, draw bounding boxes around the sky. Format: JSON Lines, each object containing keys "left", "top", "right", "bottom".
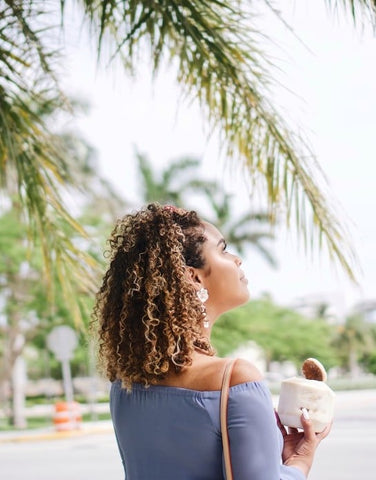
{"left": 61, "top": 1, "right": 376, "bottom": 318}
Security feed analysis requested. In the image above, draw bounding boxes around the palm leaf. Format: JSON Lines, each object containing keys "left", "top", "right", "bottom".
{"left": 325, "top": 0, "right": 376, "bottom": 26}
{"left": 227, "top": 227, "right": 276, "bottom": 265}
{"left": 0, "top": 2, "right": 101, "bottom": 324}
{"left": 0, "top": 90, "right": 99, "bottom": 326}
{"left": 230, "top": 212, "right": 274, "bottom": 231}
{"left": 73, "top": 0, "right": 366, "bottom": 281}
{"left": 3, "top": 0, "right": 375, "bottom": 294}
{"left": 162, "top": 157, "right": 200, "bottom": 186}
{"left": 136, "top": 152, "right": 162, "bottom": 202}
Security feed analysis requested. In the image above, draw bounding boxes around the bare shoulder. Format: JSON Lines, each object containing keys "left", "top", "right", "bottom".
{"left": 229, "top": 358, "right": 263, "bottom": 387}
{"left": 161, "top": 355, "right": 263, "bottom": 391}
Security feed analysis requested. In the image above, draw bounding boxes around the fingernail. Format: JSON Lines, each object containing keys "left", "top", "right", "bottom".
{"left": 301, "top": 407, "right": 310, "bottom": 420}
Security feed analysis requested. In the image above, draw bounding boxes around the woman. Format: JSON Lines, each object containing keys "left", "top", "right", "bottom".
{"left": 94, "top": 203, "right": 330, "bottom": 479}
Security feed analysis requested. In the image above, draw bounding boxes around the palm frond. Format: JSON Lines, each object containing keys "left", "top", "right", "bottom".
{"left": 0, "top": 90, "right": 99, "bottom": 321}
{"left": 162, "top": 157, "right": 200, "bottom": 186}
{"left": 229, "top": 211, "right": 274, "bottom": 231}
{"left": 3, "top": 0, "right": 372, "bottom": 290}
{"left": 136, "top": 151, "right": 163, "bottom": 202}
{"left": 324, "top": 0, "right": 376, "bottom": 28}
{"left": 76, "top": 0, "right": 361, "bottom": 281}
{"left": 227, "top": 230, "right": 276, "bottom": 265}
{"left": 0, "top": 2, "right": 100, "bottom": 323}
{"left": 246, "top": 242, "right": 278, "bottom": 268}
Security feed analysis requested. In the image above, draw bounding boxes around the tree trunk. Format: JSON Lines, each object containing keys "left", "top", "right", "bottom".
{"left": 348, "top": 346, "right": 359, "bottom": 378}
{"left": 11, "top": 354, "right": 27, "bottom": 429}
{"left": 0, "top": 320, "right": 27, "bottom": 427}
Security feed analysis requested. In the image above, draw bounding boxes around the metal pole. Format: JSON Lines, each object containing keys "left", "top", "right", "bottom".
{"left": 61, "top": 359, "right": 74, "bottom": 404}
{"left": 61, "top": 359, "right": 78, "bottom": 429}
{"left": 88, "top": 339, "right": 98, "bottom": 421}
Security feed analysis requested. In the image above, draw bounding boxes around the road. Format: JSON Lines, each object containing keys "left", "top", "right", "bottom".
{"left": 0, "top": 390, "right": 375, "bottom": 480}
{"left": 309, "top": 389, "right": 376, "bottom": 480}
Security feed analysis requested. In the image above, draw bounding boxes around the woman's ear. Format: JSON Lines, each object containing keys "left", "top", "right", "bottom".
{"left": 185, "top": 266, "right": 203, "bottom": 288}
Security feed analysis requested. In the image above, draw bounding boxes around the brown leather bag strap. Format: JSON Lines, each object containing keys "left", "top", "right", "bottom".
{"left": 220, "top": 358, "right": 237, "bottom": 480}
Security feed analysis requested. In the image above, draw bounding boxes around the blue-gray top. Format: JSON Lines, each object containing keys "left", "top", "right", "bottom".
{"left": 110, "top": 379, "right": 305, "bottom": 480}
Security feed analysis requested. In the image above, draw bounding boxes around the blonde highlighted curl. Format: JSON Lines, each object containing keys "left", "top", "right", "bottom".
{"left": 93, "top": 203, "right": 214, "bottom": 390}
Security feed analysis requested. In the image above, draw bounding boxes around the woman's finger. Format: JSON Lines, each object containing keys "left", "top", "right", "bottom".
{"left": 316, "top": 421, "right": 332, "bottom": 439}
{"left": 274, "top": 410, "right": 287, "bottom": 437}
{"left": 287, "top": 426, "right": 299, "bottom": 435}
{"left": 300, "top": 410, "right": 316, "bottom": 441}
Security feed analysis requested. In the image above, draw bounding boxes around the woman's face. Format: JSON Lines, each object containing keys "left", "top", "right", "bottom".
{"left": 197, "top": 222, "right": 250, "bottom": 319}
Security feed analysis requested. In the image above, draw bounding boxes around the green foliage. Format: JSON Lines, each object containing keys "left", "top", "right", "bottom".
{"left": 27, "top": 336, "right": 91, "bottom": 381}
{"left": 0, "top": 92, "right": 99, "bottom": 324}
{"left": 137, "top": 154, "right": 277, "bottom": 265}
{"left": 75, "top": 0, "right": 362, "bottom": 281}
{"left": 198, "top": 187, "right": 277, "bottom": 266}
{"left": 2, "top": 0, "right": 372, "bottom": 290}
{"left": 361, "top": 350, "right": 376, "bottom": 375}
{"left": 0, "top": 204, "right": 95, "bottom": 326}
{"left": 212, "top": 298, "right": 339, "bottom": 368}
{"left": 0, "top": 207, "right": 27, "bottom": 274}
{"left": 0, "top": 154, "right": 119, "bottom": 422}
{"left": 332, "top": 315, "right": 376, "bottom": 373}
{"left": 136, "top": 152, "right": 211, "bottom": 207}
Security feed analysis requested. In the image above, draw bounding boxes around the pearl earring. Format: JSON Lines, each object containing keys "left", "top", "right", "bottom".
{"left": 197, "top": 287, "right": 209, "bottom": 303}
{"left": 197, "top": 287, "right": 209, "bottom": 328}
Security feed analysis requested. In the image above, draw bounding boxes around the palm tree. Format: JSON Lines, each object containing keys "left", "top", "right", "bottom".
{"left": 0, "top": 90, "right": 125, "bottom": 323}
{"left": 0, "top": 119, "right": 126, "bottom": 426}
{"left": 332, "top": 314, "right": 375, "bottom": 376}
{"left": 136, "top": 152, "right": 217, "bottom": 207}
{"left": 1, "top": 0, "right": 374, "bottom": 294}
{"left": 200, "top": 187, "right": 277, "bottom": 266}
{"left": 136, "top": 153, "right": 276, "bottom": 265}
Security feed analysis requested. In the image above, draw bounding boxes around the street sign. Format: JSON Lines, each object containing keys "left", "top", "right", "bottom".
{"left": 47, "top": 325, "right": 78, "bottom": 403}
{"left": 47, "top": 325, "right": 78, "bottom": 361}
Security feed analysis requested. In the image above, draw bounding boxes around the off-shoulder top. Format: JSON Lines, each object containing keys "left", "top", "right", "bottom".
{"left": 110, "top": 379, "right": 305, "bottom": 480}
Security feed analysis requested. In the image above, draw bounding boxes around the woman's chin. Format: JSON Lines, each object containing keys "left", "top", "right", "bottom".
{"left": 234, "top": 291, "right": 251, "bottom": 309}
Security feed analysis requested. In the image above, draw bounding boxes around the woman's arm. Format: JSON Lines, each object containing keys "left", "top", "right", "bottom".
{"left": 226, "top": 360, "right": 330, "bottom": 479}
{"left": 227, "top": 381, "right": 305, "bottom": 480}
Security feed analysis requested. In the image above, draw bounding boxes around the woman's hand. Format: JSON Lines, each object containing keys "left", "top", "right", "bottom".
{"left": 275, "top": 410, "right": 332, "bottom": 477}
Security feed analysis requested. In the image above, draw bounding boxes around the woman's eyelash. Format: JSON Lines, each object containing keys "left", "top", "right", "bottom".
{"left": 223, "top": 242, "right": 228, "bottom": 251}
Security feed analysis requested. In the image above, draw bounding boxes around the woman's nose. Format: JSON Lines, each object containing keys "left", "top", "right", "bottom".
{"left": 234, "top": 255, "right": 242, "bottom": 266}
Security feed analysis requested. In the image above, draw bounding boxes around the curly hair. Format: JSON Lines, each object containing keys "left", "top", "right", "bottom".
{"left": 93, "top": 203, "right": 214, "bottom": 389}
